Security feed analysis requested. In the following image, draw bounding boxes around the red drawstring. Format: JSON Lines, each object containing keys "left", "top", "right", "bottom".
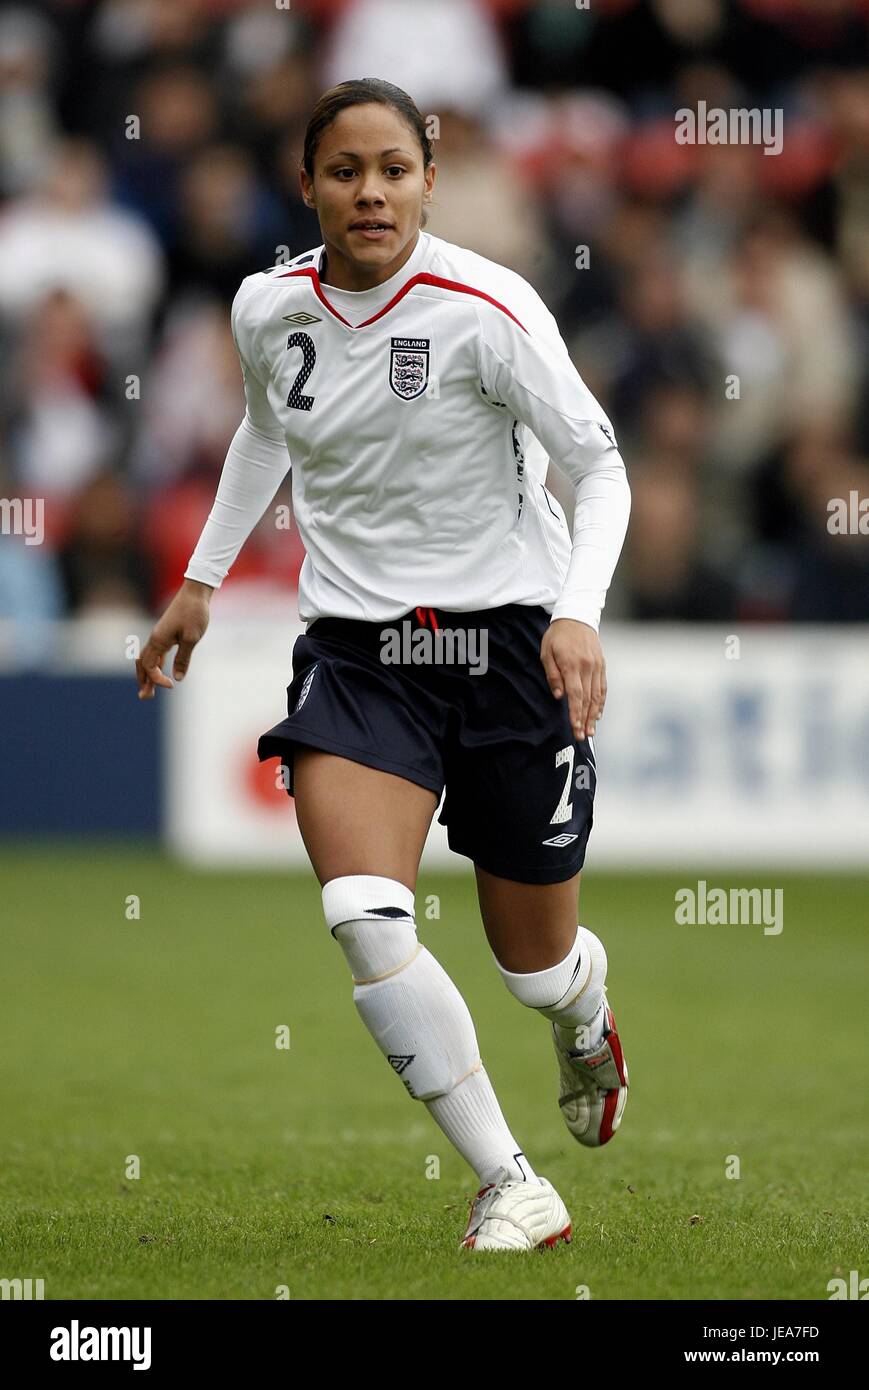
{"left": 414, "top": 605, "right": 439, "bottom": 633}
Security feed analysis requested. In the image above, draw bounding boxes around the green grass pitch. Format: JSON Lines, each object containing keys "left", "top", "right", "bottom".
{"left": 1, "top": 847, "right": 865, "bottom": 1300}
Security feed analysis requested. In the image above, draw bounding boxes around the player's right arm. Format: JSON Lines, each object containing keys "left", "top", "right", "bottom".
{"left": 136, "top": 280, "right": 291, "bottom": 700}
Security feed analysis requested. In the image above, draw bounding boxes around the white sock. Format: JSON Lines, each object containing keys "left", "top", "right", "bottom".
{"left": 495, "top": 925, "right": 608, "bottom": 1052}
{"left": 425, "top": 1069, "right": 535, "bottom": 1187}
{"left": 324, "top": 876, "right": 536, "bottom": 1187}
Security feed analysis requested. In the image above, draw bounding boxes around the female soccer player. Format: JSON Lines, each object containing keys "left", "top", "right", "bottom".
{"left": 136, "top": 78, "right": 631, "bottom": 1252}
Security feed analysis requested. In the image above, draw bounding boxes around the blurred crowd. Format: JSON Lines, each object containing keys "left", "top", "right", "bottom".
{"left": 0, "top": 0, "right": 867, "bottom": 648}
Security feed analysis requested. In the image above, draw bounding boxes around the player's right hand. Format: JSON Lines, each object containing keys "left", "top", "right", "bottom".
{"left": 136, "top": 579, "right": 214, "bottom": 700}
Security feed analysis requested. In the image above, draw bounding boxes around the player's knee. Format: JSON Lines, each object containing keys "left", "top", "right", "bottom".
{"left": 321, "top": 873, "right": 416, "bottom": 932}
{"left": 322, "top": 874, "right": 419, "bottom": 980}
{"left": 322, "top": 875, "right": 479, "bottom": 1103}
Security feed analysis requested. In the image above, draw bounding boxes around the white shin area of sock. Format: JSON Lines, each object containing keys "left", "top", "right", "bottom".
{"left": 325, "top": 876, "right": 535, "bottom": 1185}
{"left": 495, "top": 925, "right": 608, "bottom": 1052}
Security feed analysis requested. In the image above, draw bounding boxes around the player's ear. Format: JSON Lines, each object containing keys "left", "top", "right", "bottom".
{"left": 299, "top": 167, "right": 316, "bottom": 210}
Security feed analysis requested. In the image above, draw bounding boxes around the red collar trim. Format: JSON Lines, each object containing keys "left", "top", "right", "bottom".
{"left": 274, "top": 266, "right": 529, "bottom": 333}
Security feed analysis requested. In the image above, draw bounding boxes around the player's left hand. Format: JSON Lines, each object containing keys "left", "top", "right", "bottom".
{"left": 540, "top": 618, "right": 606, "bottom": 740}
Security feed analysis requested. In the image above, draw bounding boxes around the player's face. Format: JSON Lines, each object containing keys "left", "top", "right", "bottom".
{"left": 301, "top": 103, "right": 435, "bottom": 291}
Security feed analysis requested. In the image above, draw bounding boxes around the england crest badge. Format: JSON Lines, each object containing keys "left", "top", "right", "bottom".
{"left": 389, "top": 336, "right": 430, "bottom": 400}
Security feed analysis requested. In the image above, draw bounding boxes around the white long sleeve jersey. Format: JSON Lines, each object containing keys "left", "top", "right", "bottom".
{"left": 185, "top": 230, "right": 630, "bottom": 630}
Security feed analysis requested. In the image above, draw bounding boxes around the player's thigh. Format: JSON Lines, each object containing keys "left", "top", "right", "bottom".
{"left": 475, "top": 865, "right": 581, "bottom": 972}
{"left": 293, "top": 747, "right": 438, "bottom": 890}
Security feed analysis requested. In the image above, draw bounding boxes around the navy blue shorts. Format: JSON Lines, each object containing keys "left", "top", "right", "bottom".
{"left": 257, "top": 603, "right": 596, "bottom": 884}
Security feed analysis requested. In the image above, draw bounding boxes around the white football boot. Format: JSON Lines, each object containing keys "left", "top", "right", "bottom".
{"left": 552, "top": 991, "right": 629, "bottom": 1147}
{"left": 459, "top": 1167, "right": 571, "bottom": 1251}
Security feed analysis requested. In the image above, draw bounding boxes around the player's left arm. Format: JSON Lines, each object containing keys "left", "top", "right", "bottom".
{"left": 475, "top": 302, "right": 631, "bottom": 740}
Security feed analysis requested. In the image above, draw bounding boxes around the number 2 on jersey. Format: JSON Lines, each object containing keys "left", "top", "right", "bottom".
{"left": 285, "top": 332, "right": 316, "bottom": 411}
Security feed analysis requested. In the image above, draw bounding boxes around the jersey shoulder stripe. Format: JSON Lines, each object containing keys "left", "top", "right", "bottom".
{"left": 426, "top": 234, "right": 570, "bottom": 358}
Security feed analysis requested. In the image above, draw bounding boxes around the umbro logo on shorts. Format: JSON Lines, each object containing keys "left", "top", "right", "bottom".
{"left": 541, "top": 833, "right": 579, "bottom": 847}
{"left": 294, "top": 664, "right": 318, "bottom": 712}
